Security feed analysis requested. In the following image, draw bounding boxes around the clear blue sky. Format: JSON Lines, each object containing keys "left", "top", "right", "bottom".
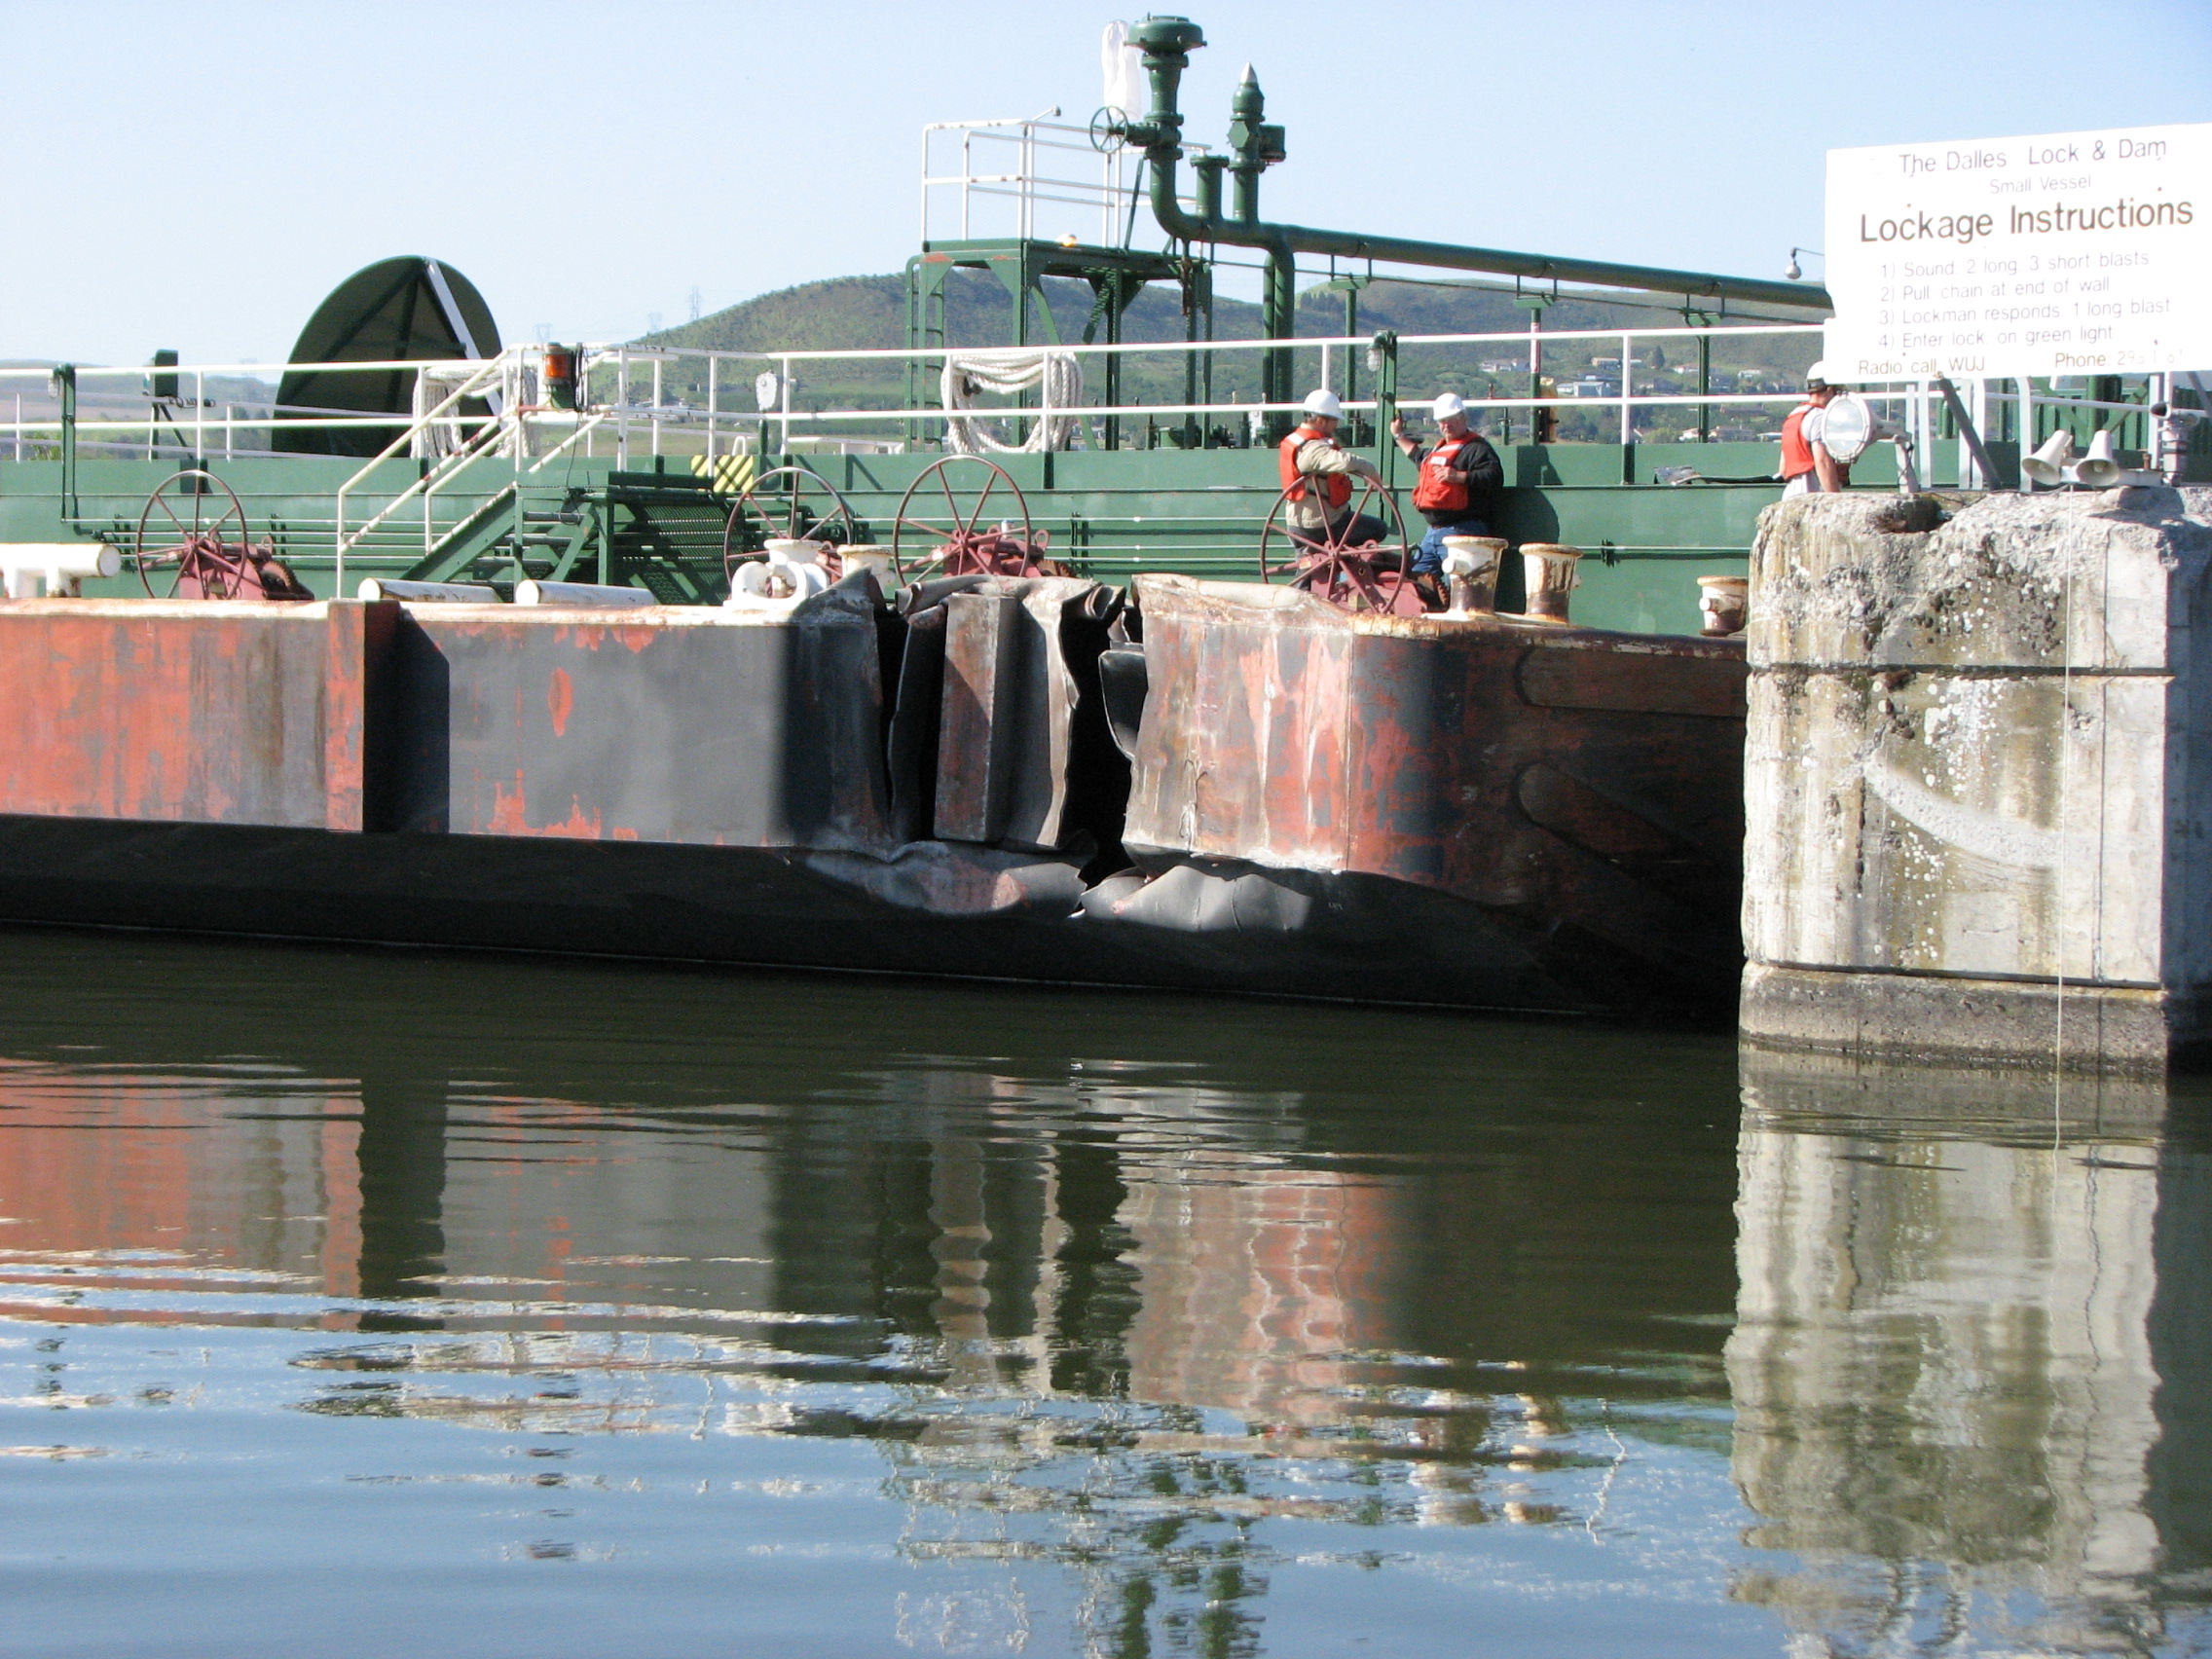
{"left": 5, "top": 0, "right": 2207, "bottom": 364}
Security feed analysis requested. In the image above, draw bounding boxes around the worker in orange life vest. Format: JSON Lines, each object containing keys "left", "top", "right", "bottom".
{"left": 1780, "top": 361, "right": 1849, "bottom": 497}
{"left": 1278, "top": 389, "right": 1387, "bottom": 548}
{"left": 1391, "top": 392, "right": 1504, "bottom": 579}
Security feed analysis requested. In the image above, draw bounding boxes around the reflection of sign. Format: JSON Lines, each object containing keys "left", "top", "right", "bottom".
{"left": 1824, "top": 123, "right": 2212, "bottom": 381}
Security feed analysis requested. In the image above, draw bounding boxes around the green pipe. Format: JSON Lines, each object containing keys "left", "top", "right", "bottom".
{"left": 1126, "top": 18, "right": 1831, "bottom": 321}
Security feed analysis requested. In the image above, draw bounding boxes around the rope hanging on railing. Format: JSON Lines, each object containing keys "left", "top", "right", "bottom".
{"left": 940, "top": 351, "right": 1083, "bottom": 454}
{"left": 410, "top": 355, "right": 542, "bottom": 461}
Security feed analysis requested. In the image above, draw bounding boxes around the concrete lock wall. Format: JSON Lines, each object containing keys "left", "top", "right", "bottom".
{"left": 1741, "top": 486, "right": 2212, "bottom": 1073}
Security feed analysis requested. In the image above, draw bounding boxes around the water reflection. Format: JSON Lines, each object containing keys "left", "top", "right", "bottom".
{"left": 1731, "top": 1050, "right": 2212, "bottom": 1656}
{"left": 0, "top": 929, "right": 2203, "bottom": 1655}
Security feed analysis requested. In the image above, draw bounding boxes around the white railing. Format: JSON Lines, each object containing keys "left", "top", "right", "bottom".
{"left": 921, "top": 114, "right": 1209, "bottom": 249}
{"left": 0, "top": 328, "right": 2194, "bottom": 499}
{"left": 331, "top": 354, "right": 518, "bottom": 595}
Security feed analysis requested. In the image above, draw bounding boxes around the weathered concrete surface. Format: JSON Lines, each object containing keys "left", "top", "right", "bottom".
{"left": 1741, "top": 486, "right": 2212, "bottom": 1072}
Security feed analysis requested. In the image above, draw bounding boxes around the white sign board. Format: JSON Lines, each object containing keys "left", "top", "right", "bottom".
{"left": 1824, "top": 122, "right": 2211, "bottom": 381}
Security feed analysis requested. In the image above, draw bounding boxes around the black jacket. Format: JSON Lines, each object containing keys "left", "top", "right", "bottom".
{"left": 1415, "top": 432, "right": 1503, "bottom": 528}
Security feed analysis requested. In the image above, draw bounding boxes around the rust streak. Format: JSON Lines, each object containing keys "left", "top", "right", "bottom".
{"left": 485, "top": 771, "right": 608, "bottom": 840}
{"left": 548, "top": 667, "right": 574, "bottom": 738}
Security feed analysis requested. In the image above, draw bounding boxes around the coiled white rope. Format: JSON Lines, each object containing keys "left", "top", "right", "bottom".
{"left": 409, "top": 357, "right": 540, "bottom": 460}
{"left": 941, "top": 350, "right": 1083, "bottom": 455}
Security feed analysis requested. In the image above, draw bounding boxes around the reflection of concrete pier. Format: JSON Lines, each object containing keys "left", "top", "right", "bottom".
{"left": 1729, "top": 1050, "right": 2212, "bottom": 1650}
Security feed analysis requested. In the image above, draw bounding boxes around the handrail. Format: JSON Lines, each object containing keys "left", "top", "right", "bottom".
{"left": 0, "top": 325, "right": 2176, "bottom": 495}
{"left": 526, "top": 410, "right": 611, "bottom": 473}
{"left": 922, "top": 112, "right": 1142, "bottom": 247}
{"left": 333, "top": 351, "right": 517, "bottom": 594}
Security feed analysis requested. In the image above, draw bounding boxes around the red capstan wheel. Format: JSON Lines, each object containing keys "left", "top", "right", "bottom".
{"left": 131, "top": 471, "right": 308, "bottom": 600}
{"left": 889, "top": 455, "right": 1051, "bottom": 582}
{"left": 722, "top": 462, "right": 858, "bottom": 585}
{"left": 134, "top": 471, "right": 250, "bottom": 598}
{"left": 1256, "top": 474, "right": 1424, "bottom": 615}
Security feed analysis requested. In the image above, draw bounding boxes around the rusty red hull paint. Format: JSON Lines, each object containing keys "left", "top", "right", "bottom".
{"left": 1125, "top": 575, "right": 1747, "bottom": 1000}
{"left": 0, "top": 598, "right": 384, "bottom": 831}
{"left": 0, "top": 576, "right": 1747, "bottom": 1017}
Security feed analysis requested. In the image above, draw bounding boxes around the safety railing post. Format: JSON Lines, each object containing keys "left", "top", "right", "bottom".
{"left": 1040, "top": 350, "right": 1053, "bottom": 458}
{"left": 1620, "top": 330, "right": 1634, "bottom": 481}
{"left": 1695, "top": 329, "right": 1712, "bottom": 444}
{"left": 707, "top": 353, "right": 719, "bottom": 460}
{"left": 54, "top": 365, "right": 76, "bottom": 520}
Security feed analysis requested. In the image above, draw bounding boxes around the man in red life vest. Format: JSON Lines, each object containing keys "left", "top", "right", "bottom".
{"left": 1781, "top": 361, "right": 1849, "bottom": 497}
{"left": 1390, "top": 392, "right": 1504, "bottom": 583}
{"left": 1279, "top": 388, "right": 1387, "bottom": 549}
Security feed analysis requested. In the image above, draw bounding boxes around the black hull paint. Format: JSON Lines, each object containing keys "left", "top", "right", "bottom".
{"left": 0, "top": 816, "right": 1737, "bottom": 1022}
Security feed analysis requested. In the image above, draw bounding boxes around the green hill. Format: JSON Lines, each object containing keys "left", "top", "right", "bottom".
{"left": 623, "top": 267, "right": 1821, "bottom": 438}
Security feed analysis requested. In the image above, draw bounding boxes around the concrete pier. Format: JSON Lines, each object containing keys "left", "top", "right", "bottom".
{"left": 1740, "top": 486, "right": 2212, "bottom": 1074}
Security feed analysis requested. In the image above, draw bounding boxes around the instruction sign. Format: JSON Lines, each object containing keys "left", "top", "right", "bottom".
{"left": 1824, "top": 122, "right": 2212, "bottom": 381}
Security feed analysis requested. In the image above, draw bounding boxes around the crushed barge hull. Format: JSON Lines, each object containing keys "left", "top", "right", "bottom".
{"left": 0, "top": 578, "right": 1749, "bottom": 1019}
{"left": 0, "top": 819, "right": 1665, "bottom": 1013}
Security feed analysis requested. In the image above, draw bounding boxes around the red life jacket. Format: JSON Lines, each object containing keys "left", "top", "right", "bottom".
{"left": 1780, "top": 402, "right": 1819, "bottom": 479}
{"left": 1412, "top": 435, "right": 1481, "bottom": 512}
{"left": 1277, "top": 424, "right": 1352, "bottom": 510}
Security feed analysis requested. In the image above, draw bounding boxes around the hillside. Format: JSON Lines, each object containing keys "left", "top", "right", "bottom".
{"left": 624, "top": 267, "right": 1821, "bottom": 436}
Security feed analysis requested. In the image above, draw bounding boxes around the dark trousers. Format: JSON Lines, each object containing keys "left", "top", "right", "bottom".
{"left": 1292, "top": 512, "right": 1390, "bottom": 554}
{"left": 1412, "top": 517, "right": 1492, "bottom": 574}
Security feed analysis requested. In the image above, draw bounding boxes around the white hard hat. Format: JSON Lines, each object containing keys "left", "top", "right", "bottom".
{"left": 1432, "top": 392, "right": 1467, "bottom": 421}
{"left": 1805, "top": 359, "right": 1836, "bottom": 389}
{"left": 1302, "top": 388, "right": 1344, "bottom": 421}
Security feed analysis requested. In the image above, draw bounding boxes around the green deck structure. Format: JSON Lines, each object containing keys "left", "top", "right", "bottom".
{"left": 0, "top": 433, "right": 1991, "bottom": 635}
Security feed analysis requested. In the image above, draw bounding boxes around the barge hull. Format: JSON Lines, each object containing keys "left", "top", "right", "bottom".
{"left": 0, "top": 814, "right": 1638, "bottom": 1015}
{"left": 0, "top": 579, "right": 1750, "bottom": 1020}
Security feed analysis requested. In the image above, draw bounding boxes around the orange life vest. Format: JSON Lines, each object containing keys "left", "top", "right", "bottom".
{"left": 1277, "top": 424, "right": 1353, "bottom": 510}
{"left": 1412, "top": 435, "right": 1482, "bottom": 512}
{"left": 1780, "top": 402, "right": 1819, "bottom": 479}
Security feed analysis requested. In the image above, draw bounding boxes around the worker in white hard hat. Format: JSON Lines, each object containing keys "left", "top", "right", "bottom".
{"left": 1780, "top": 361, "right": 1849, "bottom": 497}
{"left": 1278, "top": 388, "right": 1387, "bottom": 547}
{"left": 1391, "top": 392, "right": 1504, "bottom": 591}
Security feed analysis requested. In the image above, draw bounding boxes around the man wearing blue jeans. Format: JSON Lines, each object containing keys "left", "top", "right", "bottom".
{"left": 1390, "top": 393, "right": 1504, "bottom": 578}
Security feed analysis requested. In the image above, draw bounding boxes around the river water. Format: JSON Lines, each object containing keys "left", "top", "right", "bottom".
{"left": 0, "top": 928, "right": 2204, "bottom": 1658}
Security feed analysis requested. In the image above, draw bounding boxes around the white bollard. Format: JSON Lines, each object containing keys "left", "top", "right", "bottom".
{"left": 0, "top": 543, "right": 121, "bottom": 599}
{"left": 515, "top": 580, "right": 658, "bottom": 608}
